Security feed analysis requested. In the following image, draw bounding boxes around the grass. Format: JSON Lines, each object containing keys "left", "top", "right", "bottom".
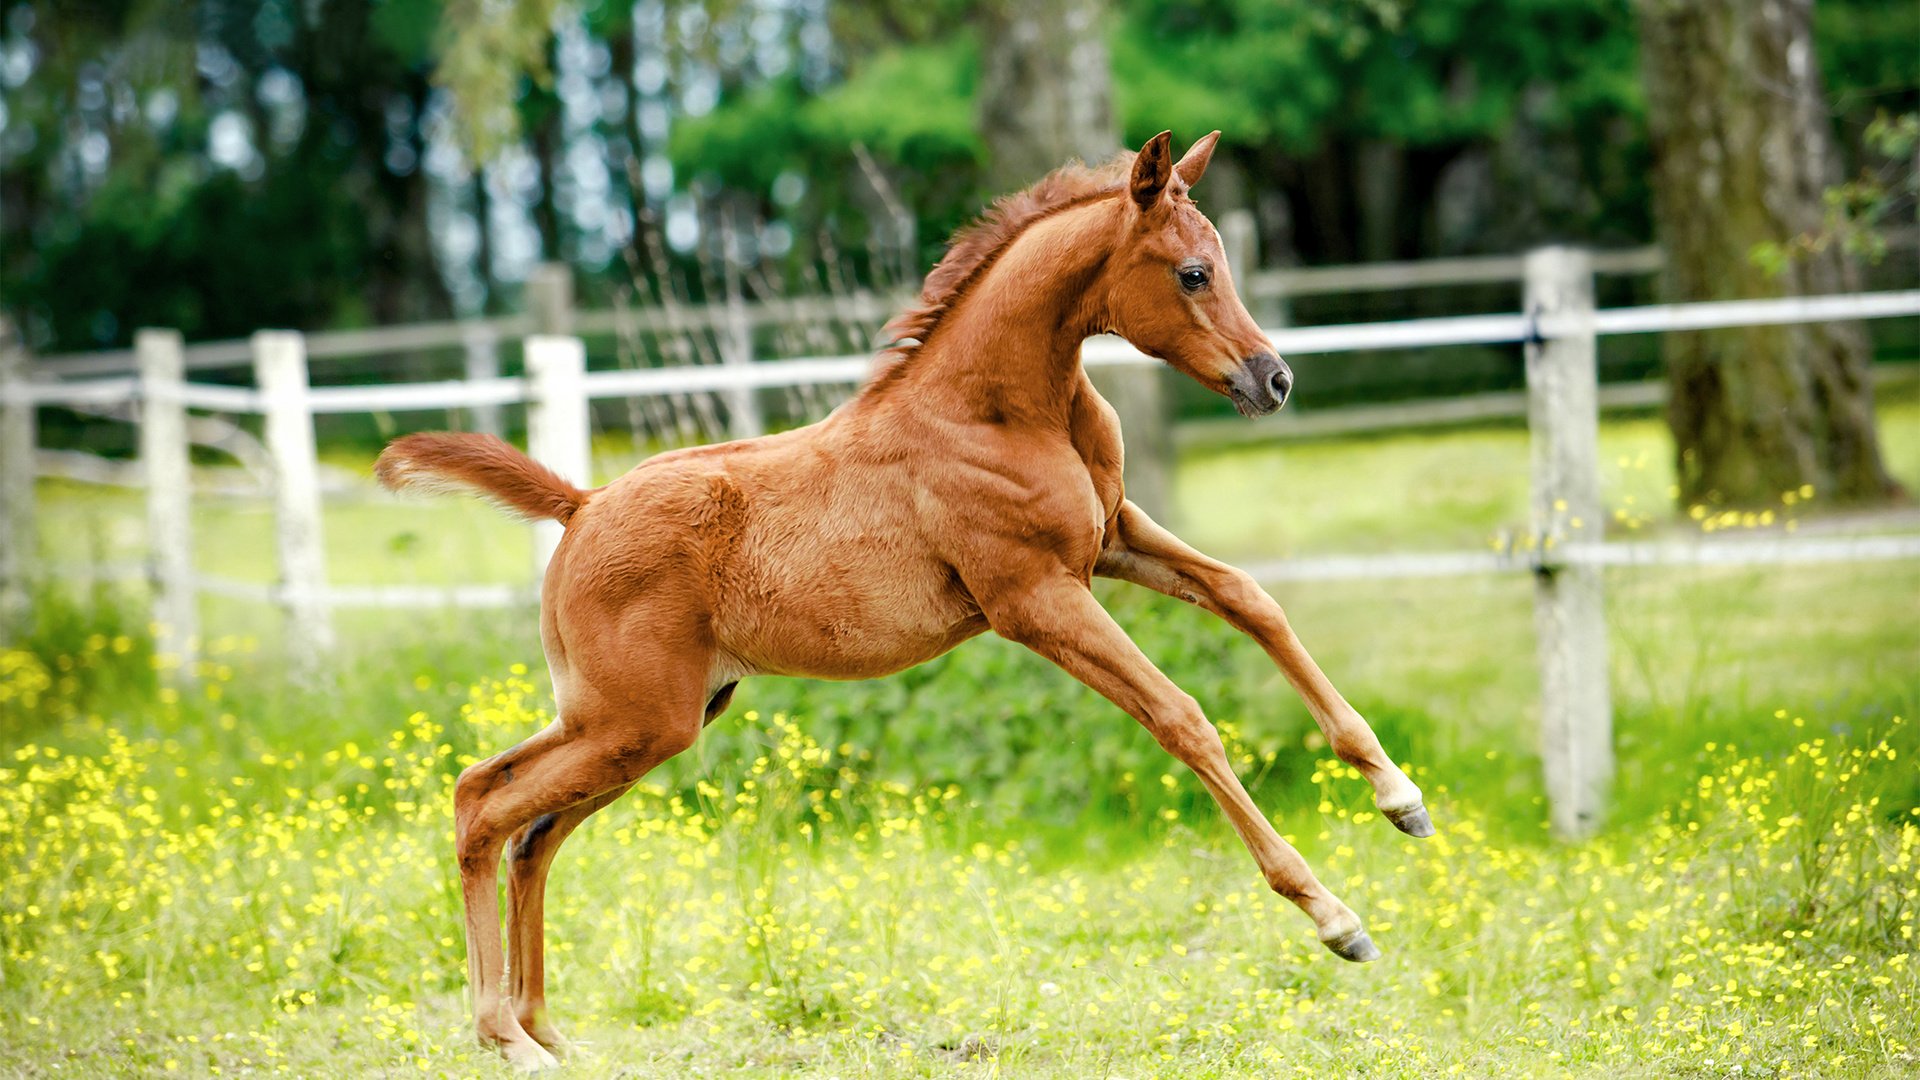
{"left": 6, "top": 400, "right": 1920, "bottom": 1076}
{"left": 1180, "top": 392, "right": 1920, "bottom": 560}
{"left": 2, "top": 665, "right": 1914, "bottom": 1077}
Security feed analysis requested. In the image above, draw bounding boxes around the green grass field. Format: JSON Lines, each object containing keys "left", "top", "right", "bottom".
{"left": 5, "top": 399, "right": 1918, "bottom": 1077}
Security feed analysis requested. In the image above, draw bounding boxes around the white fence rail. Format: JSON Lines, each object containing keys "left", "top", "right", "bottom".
{"left": 4, "top": 246, "right": 1919, "bottom": 837}
{"left": 24, "top": 236, "right": 1667, "bottom": 380}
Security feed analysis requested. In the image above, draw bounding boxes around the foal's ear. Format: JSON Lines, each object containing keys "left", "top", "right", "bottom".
{"left": 1130, "top": 130, "right": 1175, "bottom": 212}
{"left": 1175, "top": 130, "right": 1221, "bottom": 188}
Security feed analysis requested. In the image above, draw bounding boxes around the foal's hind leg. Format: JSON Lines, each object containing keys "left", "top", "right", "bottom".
{"left": 504, "top": 783, "right": 633, "bottom": 1055}
{"left": 505, "top": 680, "right": 735, "bottom": 1051}
{"left": 455, "top": 680, "right": 704, "bottom": 1070}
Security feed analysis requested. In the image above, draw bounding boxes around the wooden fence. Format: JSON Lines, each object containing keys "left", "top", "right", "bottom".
{"left": 4, "top": 244, "right": 1919, "bottom": 837}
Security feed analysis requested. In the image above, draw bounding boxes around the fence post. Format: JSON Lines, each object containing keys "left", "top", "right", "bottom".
{"left": 0, "top": 318, "right": 33, "bottom": 639}
{"left": 253, "top": 331, "right": 334, "bottom": 667}
{"left": 462, "top": 325, "right": 503, "bottom": 438}
{"left": 527, "top": 262, "right": 575, "bottom": 337}
{"left": 720, "top": 235, "right": 764, "bottom": 439}
{"left": 138, "top": 329, "right": 197, "bottom": 676}
{"left": 1524, "top": 246, "right": 1612, "bottom": 839}
{"left": 1222, "top": 207, "right": 1288, "bottom": 328}
{"left": 1221, "top": 208, "right": 1257, "bottom": 294}
{"left": 525, "top": 335, "right": 589, "bottom": 579}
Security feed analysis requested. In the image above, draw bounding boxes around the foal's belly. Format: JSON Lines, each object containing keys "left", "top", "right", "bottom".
{"left": 710, "top": 534, "right": 990, "bottom": 682}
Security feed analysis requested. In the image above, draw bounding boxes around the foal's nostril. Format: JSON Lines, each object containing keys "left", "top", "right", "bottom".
{"left": 1228, "top": 352, "right": 1292, "bottom": 417}
{"left": 1268, "top": 362, "right": 1293, "bottom": 405}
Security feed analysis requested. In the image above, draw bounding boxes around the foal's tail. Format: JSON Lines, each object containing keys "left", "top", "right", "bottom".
{"left": 375, "top": 432, "right": 588, "bottom": 525}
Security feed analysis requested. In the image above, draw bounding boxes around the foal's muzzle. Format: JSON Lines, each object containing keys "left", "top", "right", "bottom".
{"left": 1227, "top": 352, "right": 1292, "bottom": 417}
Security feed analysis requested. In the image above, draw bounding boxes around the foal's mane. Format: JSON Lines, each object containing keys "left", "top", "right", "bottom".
{"left": 875, "top": 151, "right": 1138, "bottom": 368}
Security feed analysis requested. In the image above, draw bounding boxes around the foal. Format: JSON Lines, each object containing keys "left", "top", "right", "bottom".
{"left": 378, "top": 131, "right": 1431, "bottom": 1069}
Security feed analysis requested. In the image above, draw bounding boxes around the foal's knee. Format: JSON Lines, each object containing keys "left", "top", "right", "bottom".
{"left": 453, "top": 761, "right": 493, "bottom": 841}
{"left": 452, "top": 759, "right": 518, "bottom": 870}
{"left": 456, "top": 822, "right": 503, "bottom": 877}
{"left": 454, "top": 760, "right": 490, "bottom": 804}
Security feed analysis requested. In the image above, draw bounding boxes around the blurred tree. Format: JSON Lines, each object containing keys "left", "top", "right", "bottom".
{"left": 977, "top": 0, "right": 1118, "bottom": 191}
{"left": 289, "top": 0, "right": 455, "bottom": 324}
{"left": 2, "top": 0, "right": 455, "bottom": 347}
{"left": 1756, "top": 3, "right": 1920, "bottom": 273}
{"left": 1637, "top": 0, "right": 1901, "bottom": 506}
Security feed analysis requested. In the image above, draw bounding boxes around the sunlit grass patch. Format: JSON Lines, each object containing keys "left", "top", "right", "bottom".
{"left": 3, "top": 655, "right": 1914, "bottom": 1078}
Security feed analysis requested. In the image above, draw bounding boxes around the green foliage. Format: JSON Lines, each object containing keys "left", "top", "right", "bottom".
{"left": 804, "top": 38, "right": 982, "bottom": 173}
{"left": 1818, "top": 0, "right": 1920, "bottom": 109}
{"left": 1752, "top": 110, "right": 1920, "bottom": 277}
{"left": 670, "top": 36, "right": 985, "bottom": 265}
{"left": 3, "top": 0, "right": 463, "bottom": 349}
{"left": 29, "top": 165, "right": 368, "bottom": 345}
{"left": 5, "top": 585, "right": 158, "bottom": 735}
{"left": 435, "top": 0, "right": 565, "bottom": 162}
{"left": 676, "top": 0, "right": 1662, "bottom": 263}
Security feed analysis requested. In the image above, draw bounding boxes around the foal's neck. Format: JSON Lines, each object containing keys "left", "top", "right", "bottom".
{"left": 894, "top": 197, "right": 1123, "bottom": 427}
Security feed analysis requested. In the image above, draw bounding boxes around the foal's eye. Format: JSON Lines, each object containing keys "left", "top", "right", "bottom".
{"left": 1179, "top": 266, "right": 1209, "bottom": 291}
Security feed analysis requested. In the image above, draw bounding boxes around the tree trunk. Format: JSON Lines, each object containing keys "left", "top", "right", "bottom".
{"left": 977, "top": 0, "right": 1119, "bottom": 190}
{"left": 976, "top": 0, "right": 1173, "bottom": 523}
{"left": 1636, "top": 0, "right": 1899, "bottom": 507}
{"left": 528, "top": 34, "right": 565, "bottom": 263}
{"left": 1394, "top": 144, "right": 1462, "bottom": 261}
{"left": 379, "top": 72, "right": 455, "bottom": 326}
{"left": 1276, "top": 140, "right": 1363, "bottom": 266}
{"left": 608, "top": 13, "right": 649, "bottom": 228}
{"left": 472, "top": 168, "right": 498, "bottom": 315}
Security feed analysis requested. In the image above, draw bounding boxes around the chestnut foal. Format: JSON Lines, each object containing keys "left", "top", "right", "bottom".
{"left": 378, "top": 131, "right": 1431, "bottom": 1069}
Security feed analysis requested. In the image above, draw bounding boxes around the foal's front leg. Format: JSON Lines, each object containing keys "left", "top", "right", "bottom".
{"left": 1096, "top": 501, "right": 1432, "bottom": 836}
{"left": 984, "top": 575, "right": 1380, "bottom": 961}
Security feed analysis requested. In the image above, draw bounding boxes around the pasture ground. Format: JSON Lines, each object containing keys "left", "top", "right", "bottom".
{"left": 5, "top": 394, "right": 1918, "bottom": 1077}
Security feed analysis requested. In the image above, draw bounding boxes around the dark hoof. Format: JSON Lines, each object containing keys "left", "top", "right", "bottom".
{"left": 1322, "top": 928, "right": 1382, "bottom": 963}
{"left": 1383, "top": 804, "right": 1435, "bottom": 838}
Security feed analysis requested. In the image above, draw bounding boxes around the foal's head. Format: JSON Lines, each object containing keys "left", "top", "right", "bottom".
{"left": 1103, "top": 131, "right": 1291, "bottom": 417}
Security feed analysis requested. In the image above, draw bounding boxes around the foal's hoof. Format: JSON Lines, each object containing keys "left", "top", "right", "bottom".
{"left": 483, "top": 1022, "right": 560, "bottom": 1068}
{"left": 1321, "top": 928, "right": 1382, "bottom": 963}
{"left": 1383, "top": 803, "right": 1435, "bottom": 838}
{"left": 522, "top": 1021, "right": 575, "bottom": 1060}
{"left": 497, "top": 1036, "right": 561, "bottom": 1073}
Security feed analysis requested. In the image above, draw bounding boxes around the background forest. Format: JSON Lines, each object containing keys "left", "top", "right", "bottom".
{"left": 4, "top": 0, "right": 1912, "bottom": 352}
